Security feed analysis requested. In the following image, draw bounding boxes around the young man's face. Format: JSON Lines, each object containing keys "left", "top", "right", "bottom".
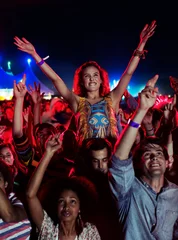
{"left": 140, "top": 143, "right": 168, "bottom": 178}
{"left": 90, "top": 148, "right": 109, "bottom": 174}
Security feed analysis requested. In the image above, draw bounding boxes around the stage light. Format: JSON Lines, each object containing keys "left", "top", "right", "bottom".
{"left": 27, "top": 58, "right": 31, "bottom": 64}
{"left": 7, "top": 61, "right": 11, "bottom": 70}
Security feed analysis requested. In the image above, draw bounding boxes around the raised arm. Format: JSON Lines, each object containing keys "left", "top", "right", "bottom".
{"left": 115, "top": 75, "right": 158, "bottom": 160}
{"left": 13, "top": 74, "right": 27, "bottom": 138}
{"left": 28, "top": 82, "right": 44, "bottom": 126}
{"left": 14, "top": 37, "right": 79, "bottom": 112}
{"left": 111, "top": 21, "right": 157, "bottom": 108}
{"left": 26, "top": 135, "right": 62, "bottom": 230}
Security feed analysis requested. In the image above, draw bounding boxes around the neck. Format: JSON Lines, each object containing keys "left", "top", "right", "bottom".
{"left": 141, "top": 175, "right": 165, "bottom": 193}
{"left": 86, "top": 91, "right": 100, "bottom": 100}
{"left": 60, "top": 220, "right": 76, "bottom": 237}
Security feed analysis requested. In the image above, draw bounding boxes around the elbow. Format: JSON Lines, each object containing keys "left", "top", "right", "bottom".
{"left": 26, "top": 189, "right": 36, "bottom": 200}
{"left": 2, "top": 211, "right": 17, "bottom": 223}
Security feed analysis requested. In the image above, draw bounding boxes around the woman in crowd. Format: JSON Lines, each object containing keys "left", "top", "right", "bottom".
{"left": 14, "top": 21, "right": 156, "bottom": 144}
{"left": 26, "top": 134, "right": 100, "bottom": 239}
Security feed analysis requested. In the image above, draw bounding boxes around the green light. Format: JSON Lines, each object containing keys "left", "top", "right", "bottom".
{"left": 7, "top": 61, "right": 11, "bottom": 70}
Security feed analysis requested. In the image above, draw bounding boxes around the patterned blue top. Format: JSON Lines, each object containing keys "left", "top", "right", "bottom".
{"left": 88, "top": 99, "right": 109, "bottom": 138}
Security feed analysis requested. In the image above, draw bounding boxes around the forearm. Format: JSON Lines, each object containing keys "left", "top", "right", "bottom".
{"left": 143, "top": 123, "right": 155, "bottom": 137}
{"left": 13, "top": 97, "right": 24, "bottom": 138}
{"left": 115, "top": 108, "right": 147, "bottom": 160}
{"left": 112, "top": 41, "right": 146, "bottom": 103}
{"left": 26, "top": 151, "right": 53, "bottom": 198}
{"left": 31, "top": 52, "right": 72, "bottom": 101}
{"left": 33, "top": 103, "right": 41, "bottom": 126}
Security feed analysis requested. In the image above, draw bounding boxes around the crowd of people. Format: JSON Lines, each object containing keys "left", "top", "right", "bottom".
{"left": 0, "top": 20, "right": 178, "bottom": 239}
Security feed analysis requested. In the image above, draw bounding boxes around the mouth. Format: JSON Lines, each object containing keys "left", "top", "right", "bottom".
{"left": 89, "top": 82, "right": 97, "bottom": 86}
{"left": 150, "top": 163, "right": 161, "bottom": 168}
{"left": 61, "top": 210, "right": 71, "bottom": 217}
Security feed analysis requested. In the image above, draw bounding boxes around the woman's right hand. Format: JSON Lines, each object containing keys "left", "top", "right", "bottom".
{"left": 45, "top": 134, "right": 62, "bottom": 156}
{"left": 14, "top": 36, "right": 36, "bottom": 56}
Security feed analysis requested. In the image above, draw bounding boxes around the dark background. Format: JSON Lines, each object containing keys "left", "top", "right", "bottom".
{"left": 0, "top": 0, "right": 177, "bottom": 96}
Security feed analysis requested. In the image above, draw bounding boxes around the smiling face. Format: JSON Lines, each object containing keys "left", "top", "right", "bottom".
{"left": 82, "top": 66, "right": 102, "bottom": 93}
{"left": 58, "top": 189, "right": 80, "bottom": 223}
{"left": 140, "top": 143, "right": 168, "bottom": 178}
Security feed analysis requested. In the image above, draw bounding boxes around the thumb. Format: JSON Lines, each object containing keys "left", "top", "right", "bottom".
{"left": 146, "top": 74, "right": 159, "bottom": 88}
{"left": 22, "top": 74, "right": 26, "bottom": 85}
{"left": 13, "top": 80, "right": 17, "bottom": 90}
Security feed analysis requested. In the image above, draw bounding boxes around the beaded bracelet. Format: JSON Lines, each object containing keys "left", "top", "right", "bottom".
{"left": 133, "top": 49, "right": 148, "bottom": 59}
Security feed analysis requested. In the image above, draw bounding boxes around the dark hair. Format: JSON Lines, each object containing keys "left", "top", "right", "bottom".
{"left": 34, "top": 123, "right": 57, "bottom": 138}
{"left": 75, "top": 138, "right": 112, "bottom": 176}
{"left": 0, "top": 160, "right": 14, "bottom": 195}
{"left": 84, "top": 138, "right": 112, "bottom": 159}
{"left": 73, "top": 61, "right": 110, "bottom": 97}
{"left": 38, "top": 176, "right": 98, "bottom": 235}
{"left": 0, "top": 143, "right": 27, "bottom": 174}
{"left": 133, "top": 137, "right": 169, "bottom": 175}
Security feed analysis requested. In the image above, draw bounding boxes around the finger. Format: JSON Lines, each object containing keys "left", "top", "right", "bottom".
{"left": 14, "top": 36, "right": 24, "bottom": 44}
{"left": 14, "top": 42, "right": 22, "bottom": 48}
{"left": 173, "top": 94, "right": 176, "bottom": 106}
{"left": 146, "top": 74, "right": 159, "bottom": 88}
{"left": 142, "top": 24, "right": 148, "bottom": 31}
{"left": 17, "top": 47, "right": 28, "bottom": 53}
{"left": 38, "top": 83, "right": 41, "bottom": 93}
{"left": 41, "top": 92, "right": 45, "bottom": 98}
{"left": 22, "top": 37, "right": 30, "bottom": 44}
{"left": 151, "top": 20, "right": 156, "bottom": 26}
{"left": 28, "top": 85, "right": 34, "bottom": 92}
{"left": 22, "top": 74, "right": 26, "bottom": 85}
{"left": 148, "top": 31, "right": 155, "bottom": 38}
{"left": 34, "top": 82, "right": 37, "bottom": 91}
{"left": 13, "top": 80, "right": 17, "bottom": 90}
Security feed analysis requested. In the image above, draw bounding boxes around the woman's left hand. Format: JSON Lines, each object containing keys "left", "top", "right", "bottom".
{"left": 140, "top": 20, "right": 157, "bottom": 43}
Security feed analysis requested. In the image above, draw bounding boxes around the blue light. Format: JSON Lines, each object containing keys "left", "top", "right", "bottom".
{"left": 27, "top": 58, "right": 31, "bottom": 64}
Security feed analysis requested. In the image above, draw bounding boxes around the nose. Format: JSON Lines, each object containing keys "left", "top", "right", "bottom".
{"left": 63, "top": 202, "right": 70, "bottom": 210}
{"left": 150, "top": 154, "right": 157, "bottom": 161}
{"left": 98, "top": 161, "right": 103, "bottom": 170}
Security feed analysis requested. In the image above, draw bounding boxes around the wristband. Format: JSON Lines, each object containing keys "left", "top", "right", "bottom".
{"left": 37, "top": 56, "right": 49, "bottom": 66}
{"left": 37, "top": 59, "right": 45, "bottom": 66}
{"left": 128, "top": 119, "right": 140, "bottom": 128}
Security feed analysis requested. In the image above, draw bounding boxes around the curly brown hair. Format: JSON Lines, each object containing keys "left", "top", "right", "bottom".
{"left": 73, "top": 61, "right": 110, "bottom": 97}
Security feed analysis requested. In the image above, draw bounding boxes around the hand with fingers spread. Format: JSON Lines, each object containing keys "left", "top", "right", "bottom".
{"left": 139, "top": 75, "right": 159, "bottom": 111}
{"left": 14, "top": 37, "right": 36, "bottom": 56}
{"left": 140, "top": 20, "right": 157, "bottom": 43}
{"left": 45, "top": 134, "right": 62, "bottom": 156}
{"left": 13, "top": 74, "right": 27, "bottom": 99}
{"left": 28, "top": 82, "right": 44, "bottom": 104}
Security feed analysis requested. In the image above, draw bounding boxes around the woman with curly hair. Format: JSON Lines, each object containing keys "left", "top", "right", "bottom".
{"left": 14, "top": 21, "right": 156, "bottom": 144}
{"left": 26, "top": 134, "right": 100, "bottom": 239}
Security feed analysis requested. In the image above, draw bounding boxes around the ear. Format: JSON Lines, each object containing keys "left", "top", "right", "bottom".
{"left": 4, "top": 181, "right": 8, "bottom": 189}
{"left": 165, "top": 160, "right": 169, "bottom": 168}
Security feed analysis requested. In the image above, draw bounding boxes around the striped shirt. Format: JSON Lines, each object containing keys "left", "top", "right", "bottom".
{"left": 0, "top": 192, "right": 31, "bottom": 240}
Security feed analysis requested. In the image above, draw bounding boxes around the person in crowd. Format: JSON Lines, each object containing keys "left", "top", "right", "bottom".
{"left": 109, "top": 74, "right": 178, "bottom": 240}
{"left": 26, "top": 134, "right": 101, "bottom": 239}
{"left": 14, "top": 21, "right": 156, "bottom": 145}
{"left": 0, "top": 160, "right": 31, "bottom": 239}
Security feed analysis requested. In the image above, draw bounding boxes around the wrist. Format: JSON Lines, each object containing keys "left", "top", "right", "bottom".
{"left": 15, "top": 96, "right": 24, "bottom": 101}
